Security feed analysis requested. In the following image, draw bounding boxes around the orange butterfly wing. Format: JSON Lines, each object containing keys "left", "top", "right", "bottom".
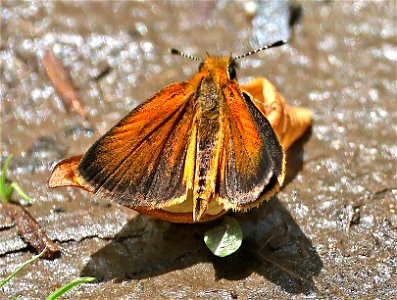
{"left": 218, "top": 82, "right": 285, "bottom": 210}
{"left": 77, "top": 82, "right": 196, "bottom": 209}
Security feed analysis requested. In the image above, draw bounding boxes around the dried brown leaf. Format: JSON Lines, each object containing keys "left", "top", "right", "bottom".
{"left": 42, "top": 50, "right": 87, "bottom": 119}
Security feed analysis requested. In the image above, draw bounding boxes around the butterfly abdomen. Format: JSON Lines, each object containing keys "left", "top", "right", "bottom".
{"left": 192, "top": 78, "right": 224, "bottom": 221}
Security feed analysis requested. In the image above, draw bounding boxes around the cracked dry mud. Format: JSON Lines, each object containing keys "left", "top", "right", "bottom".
{"left": 1, "top": 1, "right": 396, "bottom": 299}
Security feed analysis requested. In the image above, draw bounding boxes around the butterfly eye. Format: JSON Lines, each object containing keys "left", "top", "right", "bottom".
{"left": 227, "top": 64, "right": 237, "bottom": 80}
{"left": 198, "top": 61, "right": 204, "bottom": 71}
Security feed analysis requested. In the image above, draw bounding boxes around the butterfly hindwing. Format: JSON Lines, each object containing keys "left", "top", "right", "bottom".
{"left": 218, "top": 82, "right": 284, "bottom": 209}
{"left": 77, "top": 82, "right": 196, "bottom": 208}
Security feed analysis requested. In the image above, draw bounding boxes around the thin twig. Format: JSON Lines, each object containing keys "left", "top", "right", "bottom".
{"left": 2, "top": 203, "right": 60, "bottom": 259}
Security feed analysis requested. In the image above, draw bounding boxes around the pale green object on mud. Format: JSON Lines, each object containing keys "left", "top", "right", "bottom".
{"left": 204, "top": 216, "right": 243, "bottom": 257}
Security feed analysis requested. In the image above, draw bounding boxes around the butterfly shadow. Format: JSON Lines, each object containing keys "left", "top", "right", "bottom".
{"left": 81, "top": 197, "right": 322, "bottom": 294}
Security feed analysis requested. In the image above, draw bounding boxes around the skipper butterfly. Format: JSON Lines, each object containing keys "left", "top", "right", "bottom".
{"left": 49, "top": 40, "right": 312, "bottom": 223}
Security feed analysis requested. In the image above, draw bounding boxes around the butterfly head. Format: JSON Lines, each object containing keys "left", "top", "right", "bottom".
{"left": 197, "top": 56, "right": 238, "bottom": 85}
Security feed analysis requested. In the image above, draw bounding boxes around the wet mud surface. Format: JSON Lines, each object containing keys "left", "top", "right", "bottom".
{"left": 1, "top": 1, "right": 396, "bottom": 299}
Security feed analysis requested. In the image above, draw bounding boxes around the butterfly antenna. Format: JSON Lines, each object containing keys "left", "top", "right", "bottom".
{"left": 233, "top": 40, "right": 288, "bottom": 60}
{"left": 171, "top": 48, "right": 203, "bottom": 61}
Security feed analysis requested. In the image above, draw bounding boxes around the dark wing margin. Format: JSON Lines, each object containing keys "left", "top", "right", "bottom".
{"left": 218, "top": 82, "right": 284, "bottom": 209}
{"left": 77, "top": 82, "right": 196, "bottom": 208}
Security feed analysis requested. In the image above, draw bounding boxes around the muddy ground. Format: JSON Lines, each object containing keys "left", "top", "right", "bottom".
{"left": 0, "top": 1, "right": 396, "bottom": 299}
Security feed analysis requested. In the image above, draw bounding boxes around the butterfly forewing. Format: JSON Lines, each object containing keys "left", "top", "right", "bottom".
{"left": 77, "top": 82, "right": 196, "bottom": 208}
{"left": 218, "top": 82, "right": 284, "bottom": 209}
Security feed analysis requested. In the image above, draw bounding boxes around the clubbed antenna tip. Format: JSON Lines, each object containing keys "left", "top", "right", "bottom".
{"left": 233, "top": 39, "right": 288, "bottom": 60}
{"left": 170, "top": 48, "right": 202, "bottom": 61}
{"left": 170, "top": 48, "right": 180, "bottom": 55}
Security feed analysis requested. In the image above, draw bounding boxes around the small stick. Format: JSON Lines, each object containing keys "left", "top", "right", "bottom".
{"left": 2, "top": 203, "right": 60, "bottom": 259}
{"left": 42, "top": 50, "right": 87, "bottom": 119}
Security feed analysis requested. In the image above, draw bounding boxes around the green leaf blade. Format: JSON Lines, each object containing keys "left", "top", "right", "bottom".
{"left": 0, "top": 155, "right": 13, "bottom": 202}
{"left": 10, "top": 182, "right": 33, "bottom": 202}
{"left": 0, "top": 154, "right": 32, "bottom": 203}
{"left": 0, "top": 246, "right": 47, "bottom": 289}
{"left": 45, "top": 277, "right": 96, "bottom": 300}
{"left": 204, "top": 216, "right": 243, "bottom": 257}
